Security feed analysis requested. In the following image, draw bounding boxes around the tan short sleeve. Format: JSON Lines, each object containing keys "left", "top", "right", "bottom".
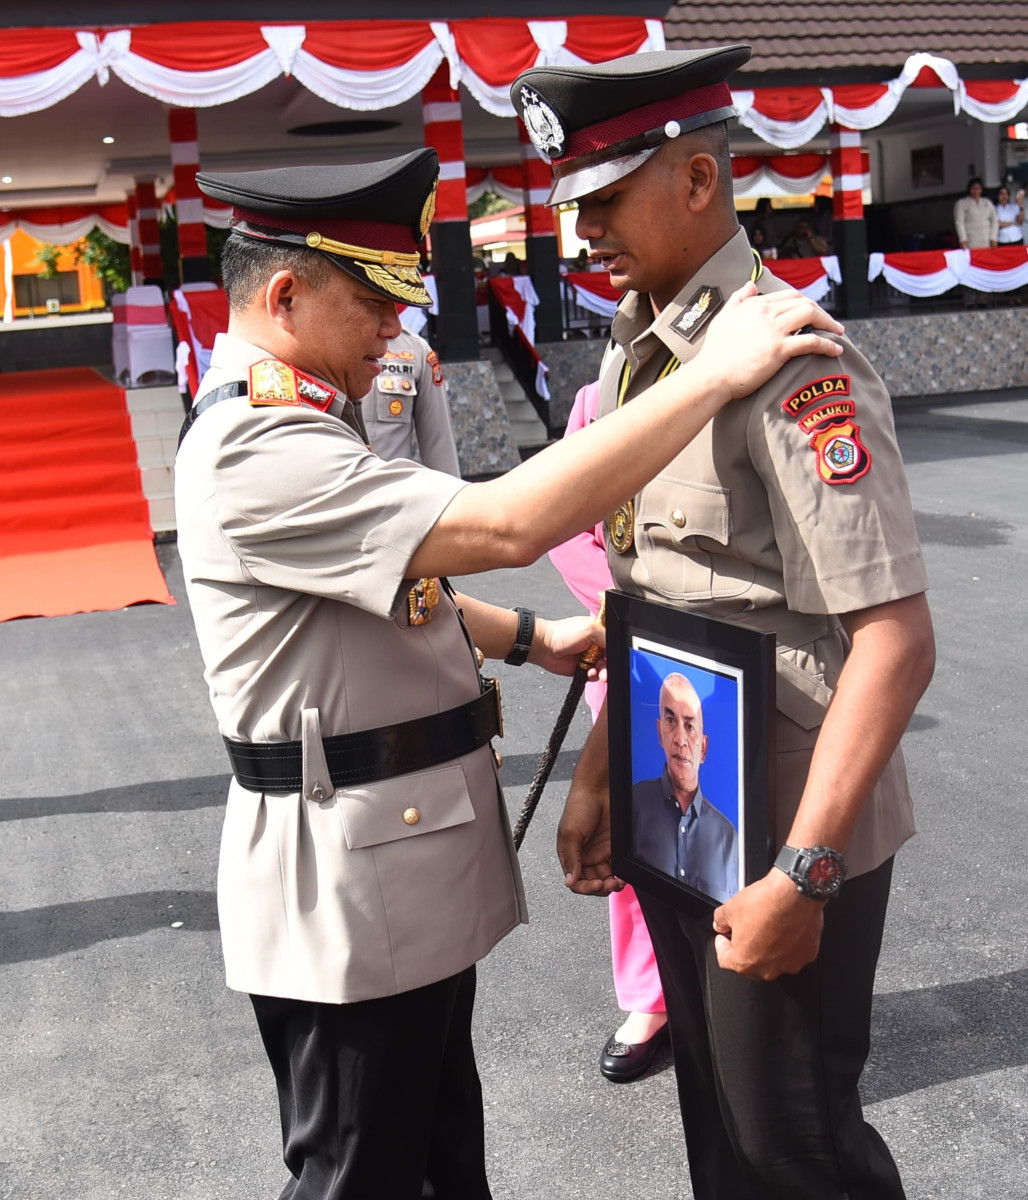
{"left": 211, "top": 406, "right": 467, "bottom": 619}
{"left": 748, "top": 340, "right": 929, "bottom": 614}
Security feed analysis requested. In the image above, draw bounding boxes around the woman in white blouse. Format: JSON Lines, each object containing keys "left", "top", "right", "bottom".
{"left": 995, "top": 185, "right": 1025, "bottom": 245}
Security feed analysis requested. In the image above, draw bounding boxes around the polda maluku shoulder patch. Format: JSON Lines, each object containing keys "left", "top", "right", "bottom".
{"left": 782, "top": 374, "right": 850, "bottom": 418}
{"left": 809, "top": 419, "right": 871, "bottom": 485}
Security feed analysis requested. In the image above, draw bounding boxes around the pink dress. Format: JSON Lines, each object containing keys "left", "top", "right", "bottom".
{"left": 547, "top": 382, "right": 665, "bottom": 1015}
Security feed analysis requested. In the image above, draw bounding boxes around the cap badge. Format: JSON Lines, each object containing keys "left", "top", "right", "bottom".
{"left": 419, "top": 179, "right": 438, "bottom": 239}
{"left": 520, "top": 86, "right": 566, "bottom": 158}
{"left": 672, "top": 285, "right": 724, "bottom": 343}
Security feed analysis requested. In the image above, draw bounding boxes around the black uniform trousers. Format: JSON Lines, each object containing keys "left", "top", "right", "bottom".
{"left": 638, "top": 857, "right": 905, "bottom": 1200}
{"left": 250, "top": 966, "right": 491, "bottom": 1200}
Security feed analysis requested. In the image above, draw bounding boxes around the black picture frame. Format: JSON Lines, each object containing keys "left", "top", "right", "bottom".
{"left": 606, "top": 590, "right": 776, "bottom": 918}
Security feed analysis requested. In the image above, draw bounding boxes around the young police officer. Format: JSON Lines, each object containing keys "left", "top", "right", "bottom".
{"left": 513, "top": 46, "right": 934, "bottom": 1200}
{"left": 177, "top": 146, "right": 844, "bottom": 1199}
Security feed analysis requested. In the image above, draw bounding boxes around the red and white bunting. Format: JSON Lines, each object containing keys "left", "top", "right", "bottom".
{"left": 421, "top": 63, "right": 467, "bottom": 224}
{"left": 487, "top": 275, "right": 550, "bottom": 398}
{"left": 868, "top": 246, "right": 1028, "bottom": 295}
{"left": 766, "top": 255, "right": 842, "bottom": 303}
{"left": 561, "top": 272, "right": 621, "bottom": 320}
{"left": 0, "top": 19, "right": 662, "bottom": 118}
{"left": 466, "top": 166, "right": 523, "bottom": 206}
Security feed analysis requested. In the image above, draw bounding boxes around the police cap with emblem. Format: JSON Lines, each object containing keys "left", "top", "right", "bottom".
{"left": 196, "top": 148, "right": 439, "bottom": 308}
{"left": 512, "top": 46, "right": 751, "bottom": 206}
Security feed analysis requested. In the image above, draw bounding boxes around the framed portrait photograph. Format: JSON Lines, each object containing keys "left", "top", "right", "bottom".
{"left": 605, "top": 591, "right": 776, "bottom": 918}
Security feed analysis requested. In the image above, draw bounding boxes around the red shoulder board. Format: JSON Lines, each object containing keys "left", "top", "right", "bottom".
{"left": 249, "top": 359, "right": 336, "bottom": 412}
{"left": 809, "top": 419, "right": 871, "bottom": 485}
{"left": 427, "top": 348, "right": 444, "bottom": 386}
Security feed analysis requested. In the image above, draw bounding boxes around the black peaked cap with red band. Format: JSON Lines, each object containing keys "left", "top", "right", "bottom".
{"left": 196, "top": 148, "right": 439, "bottom": 308}
{"left": 511, "top": 46, "right": 751, "bottom": 206}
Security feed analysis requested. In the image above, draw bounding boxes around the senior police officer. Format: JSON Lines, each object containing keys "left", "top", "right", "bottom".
{"left": 513, "top": 47, "right": 936, "bottom": 1200}
{"left": 176, "top": 146, "right": 845, "bottom": 1200}
{"left": 359, "top": 327, "right": 461, "bottom": 475}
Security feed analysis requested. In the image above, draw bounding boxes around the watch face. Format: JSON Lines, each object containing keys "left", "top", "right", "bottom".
{"left": 807, "top": 853, "right": 844, "bottom": 896}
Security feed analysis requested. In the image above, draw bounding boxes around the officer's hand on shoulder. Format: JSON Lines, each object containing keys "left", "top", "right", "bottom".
{"left": 711, "top": 868, "right": 824, "bottom": 980}
{"left": 698, "top": 283, "right": 845, "bottom": 403}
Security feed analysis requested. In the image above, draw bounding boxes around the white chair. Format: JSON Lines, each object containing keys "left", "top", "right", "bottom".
{"left": 124, "top": 285, "right": 176, "bottom": 386}
{"left": 111, "top": 293, "right": 130, "bottom": 384}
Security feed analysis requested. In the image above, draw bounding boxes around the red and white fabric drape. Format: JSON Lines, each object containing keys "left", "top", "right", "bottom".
{"left": 868, "top": 247, "right": 1028, "bottom": 295}
{"left": 488, "top": 275, "right": 550, "bottom": 398}
{"left": 561, "top": 271, "right": 621, "bottom": 320}
{"left": 766, "top": 255, "right": 842, "bottom": 303}
{"left": 0, "top": 19, "right": 663, "bottom": 118}
{"left": 730, "top": 152, "right": 871, "bottom": 197}
{"left": 0, "top": 204, "right": 131, "bottom": 244}
{"left": 465, "top": 167, "right": 523, "bottom": 206}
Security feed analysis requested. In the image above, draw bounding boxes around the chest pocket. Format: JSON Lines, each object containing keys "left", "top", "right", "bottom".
{"left": 635, "top": 476, "right": 754, "bottom": 601}
{"left": 374, "top": 371, "right": 417, "bottom": 423}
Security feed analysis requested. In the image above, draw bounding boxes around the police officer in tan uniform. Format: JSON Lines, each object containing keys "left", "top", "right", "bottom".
{"left": 359, "top": 327, "right": 461, "bottom": 475}
{"left": 514, "top": 48, "right": 936, "bottom": 1200}
{"left": 176, "top": 146, "right": 846, "bottom": 1200}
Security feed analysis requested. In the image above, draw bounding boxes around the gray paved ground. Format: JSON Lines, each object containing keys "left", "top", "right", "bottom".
{"left": 1, "top": 391, "right": 1026, "bottom": 1200}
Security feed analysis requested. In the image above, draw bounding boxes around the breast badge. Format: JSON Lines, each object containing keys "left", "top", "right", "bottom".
{"left": 607, "top": 500, "right": 635, "bottom": 554}
{"left": 388, "top": 399, "right": 404, "bottom": 416}
{"left": 672, "top": 286, "right": 724, "bottom": 342}
{"left": 809, "top": 420, "right": 871, "bottom": 485}
{"left": 407, "top": 577, "right": 440, "bottom": 625}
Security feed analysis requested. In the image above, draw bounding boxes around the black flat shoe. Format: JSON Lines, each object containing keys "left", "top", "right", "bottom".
{"left": 599, "top": 1023, "right": 669, "bottom": 1082}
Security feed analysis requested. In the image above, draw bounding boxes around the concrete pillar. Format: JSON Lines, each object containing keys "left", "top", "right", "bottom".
{"left": 421, "top": 63, "right": 478, "bottom": 362}
{"left": 830, "top": 125, "right": 870, "bottom": 319}
{"left": 518, "top": 119, "right": 562, "bottom": 344}
{"left": 169, "top": 108, "right": 210, "bottom": 284}
{"left": 135, "top": 179, "right": 163, "bottom": 288}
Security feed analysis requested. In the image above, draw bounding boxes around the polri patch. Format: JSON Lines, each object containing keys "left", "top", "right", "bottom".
{"left": 809, "top": 420, "right": 871, "bottom": 485}
{"left": 782, "top": 374, "right": 850, "bottom": 418}
{"left": 672, "top": 285, "right": 723, "bottom": 342}
{"left": 249, "top": 359, "right": 335, "bottom": 412}
{"left": 427, "top": 348, "right": 444, "bottom": 386}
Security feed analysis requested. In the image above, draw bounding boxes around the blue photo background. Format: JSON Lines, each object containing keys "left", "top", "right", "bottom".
{"left": 629, "top": 647, "right": 740, "bottom": 827}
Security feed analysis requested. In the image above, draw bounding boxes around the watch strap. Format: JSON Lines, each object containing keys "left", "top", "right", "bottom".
{"left": 504, "top": 606, "right": 536, "bottom": 666}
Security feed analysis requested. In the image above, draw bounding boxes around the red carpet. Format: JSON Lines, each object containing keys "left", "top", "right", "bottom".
{"left": 0, "top": 367, "right": 174, "bottom": 620}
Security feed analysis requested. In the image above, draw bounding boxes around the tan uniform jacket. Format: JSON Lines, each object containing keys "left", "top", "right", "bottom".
{"left": 175, "top": 334, "right": 526, "bottom": 1004}
{"left": 598, "top": 229, "right": 929, "bottom": 877}
{"left": 359, "top": 330, "right": 461, "bottom": 476}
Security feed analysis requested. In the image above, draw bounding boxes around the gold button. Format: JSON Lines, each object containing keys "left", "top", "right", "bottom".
{"left": 402, "top": 807, "right": 421, "bottom": 826}
{"left": 671, "top": 509, "right": 686, "bottom": 528}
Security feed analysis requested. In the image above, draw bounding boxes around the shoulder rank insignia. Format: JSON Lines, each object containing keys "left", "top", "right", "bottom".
{"left": 672, "top": 285, "right": 723, "bottom": 342}
{"left": 427, "top": 349, "right": 444, "bottom": 386}
{"left": 782, "top": 375, "right": 851, "bottom": 418}
{"left": 408, "top": 577, "right": 440, "bottom": 626}
{"left": 809, "top": 420, "right": 871, "bottom": 485}
{"left": 249, "top": 359, "right": 336, "bottom": 412}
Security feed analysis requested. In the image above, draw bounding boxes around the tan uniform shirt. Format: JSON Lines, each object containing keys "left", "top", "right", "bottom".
{"left": 598, "top": 228, "right": 929, "bottom": 877}
{"left": 359, "top": 329, "right": 461, "bottom": 476}
{"left": 175, "top": 333, "right": 526, "bottom": 1004}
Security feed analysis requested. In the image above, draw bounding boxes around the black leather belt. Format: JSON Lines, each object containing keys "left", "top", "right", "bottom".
{"left": 225, "top": 680, "right": 502, "bottom": 793}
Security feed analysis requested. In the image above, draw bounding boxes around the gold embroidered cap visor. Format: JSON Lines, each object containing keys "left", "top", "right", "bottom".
{"left": 196, "top": 148, "right": 439, "bottom": 308}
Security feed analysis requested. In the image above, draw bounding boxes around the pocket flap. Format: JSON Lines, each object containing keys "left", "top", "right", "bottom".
{"left": 335, "top": 763, "right": 474, "bottom": 850}
{"left": 775, "top": 654, "right": 833, "bottom": 731}
{"left": 636, "top": 478, "right": 731, "bottom": 546}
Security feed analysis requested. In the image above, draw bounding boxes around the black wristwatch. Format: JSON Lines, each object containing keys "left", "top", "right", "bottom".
{"left": 774, "top": 844, "right": 847, "bottom": 901}
{"left": 504, "top": 606, "right": 536, "bottom": 666}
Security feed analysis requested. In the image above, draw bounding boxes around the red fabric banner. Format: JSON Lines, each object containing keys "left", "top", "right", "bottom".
{"left": 968, "top": 245, "right": 1028, "bottom": 270}
{"left": 0, "top": 27, "right": 84, "bottom": 76}
{"left": 450, "top": 19, "right": 541, "bottom": 87}
{"left": 301, "top": 21, "right": 436, "bottom": 70}
{"left": 964, "top": 80, "right": 1021, "bottom": 103}
{"left": 125, "top": 22, "right": 269, "bottom": 70}
{"left": 881, "top": 250, "right": 949, "bottom": 274}
{"left": 765, "top": 258, "right": 829, "bottom": 290}
{"left": 564, "top": 271, "right": 621, "bottom": 302}
{"left": 750, "top": 88, "right": 824, "bottom": 121}
{"left": 831, "top": 83, "right": 890, "bottom": 109}
{"left": 563, "top": 16, "right": 653, "bottom": 62}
